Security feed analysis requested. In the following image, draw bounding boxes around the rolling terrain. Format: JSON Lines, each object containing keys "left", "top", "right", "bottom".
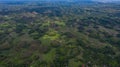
{"left": 0, "top": 1, "right": 120, "bottom": 67}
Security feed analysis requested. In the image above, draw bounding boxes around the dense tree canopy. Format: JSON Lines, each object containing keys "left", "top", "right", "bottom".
{"left": 0, "top": 1, "right": 120, "bottom": 67}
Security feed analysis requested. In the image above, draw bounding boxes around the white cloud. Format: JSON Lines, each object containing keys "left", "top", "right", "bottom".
{"left": 92, "top": 0, "right": 120, "bottom": 2}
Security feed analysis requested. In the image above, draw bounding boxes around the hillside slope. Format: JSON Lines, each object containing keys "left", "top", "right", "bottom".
{"left": 0, "top": 1, "right": 120, "bottom": 67}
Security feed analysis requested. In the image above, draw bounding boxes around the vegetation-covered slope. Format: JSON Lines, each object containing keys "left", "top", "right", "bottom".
{"left": 0, "top": 2, "right": 120, "bottom": 67}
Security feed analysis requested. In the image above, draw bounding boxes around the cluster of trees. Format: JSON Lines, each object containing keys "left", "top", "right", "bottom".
{"left": 0, "top": 1, "right": 120, "bottom": 67}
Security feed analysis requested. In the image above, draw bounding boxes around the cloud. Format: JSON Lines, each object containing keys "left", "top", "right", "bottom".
{"left": 93, "top": 0, "right": 120, "bottom": 2}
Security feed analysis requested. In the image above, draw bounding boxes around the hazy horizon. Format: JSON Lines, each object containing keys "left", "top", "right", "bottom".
{"left": 0, "top": 0, "right": 120, "bottom": 2}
